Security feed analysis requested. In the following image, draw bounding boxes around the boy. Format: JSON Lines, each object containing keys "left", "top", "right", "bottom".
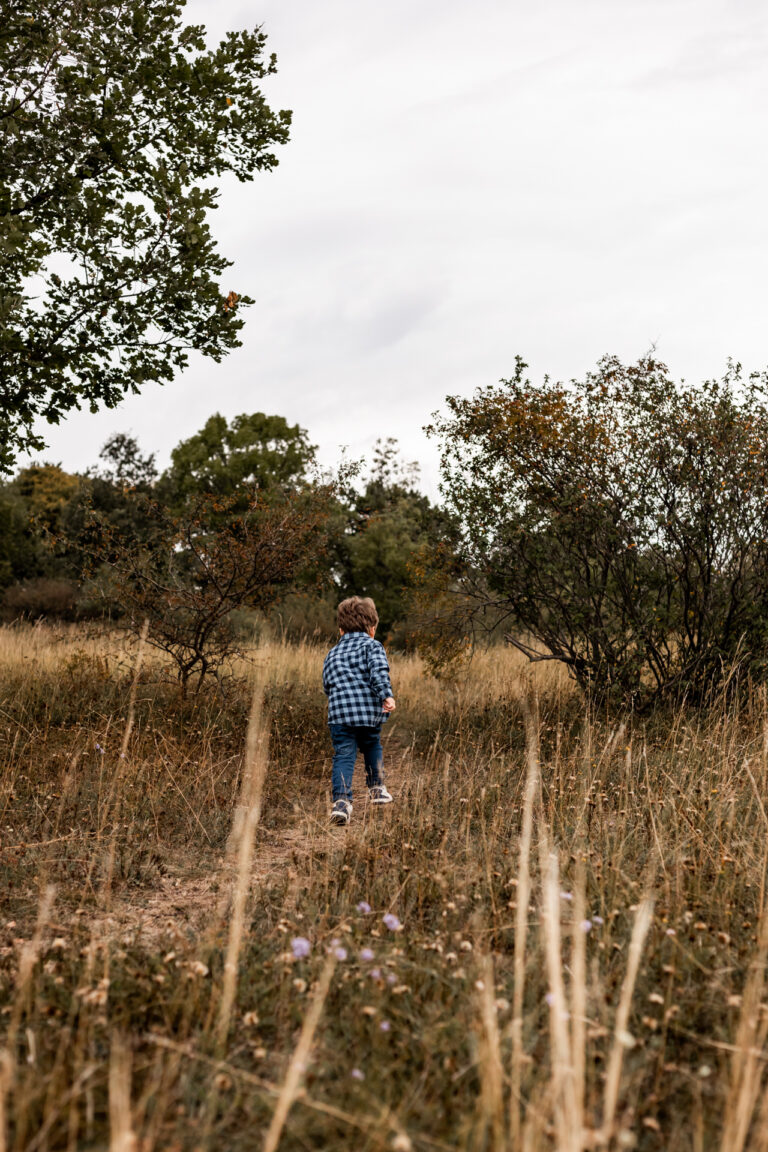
{"left": 322, "top": 596, "right": 395, "bottom": 826}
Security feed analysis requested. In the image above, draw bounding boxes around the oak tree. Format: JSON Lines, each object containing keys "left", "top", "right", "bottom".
{"left": 0, "top": 0, "right": 291, "bottom": 470}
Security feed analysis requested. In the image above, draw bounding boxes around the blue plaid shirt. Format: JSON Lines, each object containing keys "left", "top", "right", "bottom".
{"left": 322, "top": 632, "right": 393, "bottom": 727}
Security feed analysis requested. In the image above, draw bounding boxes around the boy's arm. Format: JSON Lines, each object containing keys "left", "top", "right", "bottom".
{"left": 322, "top": 655, "right": 331, "bottom": 697}
{"left": 366, "top": 641, "right": 393, "bottom": 701}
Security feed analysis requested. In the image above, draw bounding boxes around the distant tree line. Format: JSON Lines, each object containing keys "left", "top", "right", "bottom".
{"left": 0, "top": 414, "right": 446, "bottom": 683}
{"left": 5, "top": 353, "right": 768, "bottom": 710}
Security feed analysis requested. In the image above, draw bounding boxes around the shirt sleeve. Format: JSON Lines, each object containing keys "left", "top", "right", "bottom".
{"left": 366, "top": 640, "right": 393, "bottom": 700}
{"left": 322, "top": 654, "right": 331, "bottom": 696}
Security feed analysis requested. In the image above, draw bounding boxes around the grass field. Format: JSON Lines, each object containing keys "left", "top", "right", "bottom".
{"left": 1, "top": 623, "right": 768, "bottom": 1150}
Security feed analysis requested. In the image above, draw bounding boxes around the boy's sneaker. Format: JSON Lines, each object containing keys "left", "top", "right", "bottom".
{"left": 368, "top": 785, "right": 393, "bottom": 805}
{"left": 330, "top": 799, "right": 352, "bottom": 826}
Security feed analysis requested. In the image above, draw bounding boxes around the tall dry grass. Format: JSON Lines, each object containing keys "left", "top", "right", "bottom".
{"left": 1, "top": 623, "right": 768, "bottom": 1148}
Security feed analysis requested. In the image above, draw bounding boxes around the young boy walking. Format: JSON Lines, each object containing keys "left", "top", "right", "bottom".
{"left": 322, "top": 596, "right": 395, "bottom": 825}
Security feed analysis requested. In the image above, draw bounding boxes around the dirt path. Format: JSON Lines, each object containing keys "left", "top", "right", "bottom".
{"left": 104, "top": 746, "right": 410, "bottom": 948}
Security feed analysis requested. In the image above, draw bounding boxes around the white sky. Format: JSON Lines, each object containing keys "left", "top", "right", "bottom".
{"left": 24, "top": 0, "right": 768, "bottom": 495}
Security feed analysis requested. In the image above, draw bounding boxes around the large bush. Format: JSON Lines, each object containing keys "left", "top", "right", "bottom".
{"left": 428, "top": 354, "right": 768, "bottom": 708}
{"left": 1, "top": 577, "right": 80, "bottom": 621}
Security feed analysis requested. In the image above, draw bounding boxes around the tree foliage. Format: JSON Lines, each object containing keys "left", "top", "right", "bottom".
{"left": 0, "top": 462, "right": 81, "bottom": 599}
{"left": 159, "top": 412, "right": 314, "bottom": 505}
{"left": 0, "top": 488, "right": 39, "bottom": 589}
{"left": 429, "top": 355, "right": 768, "bottom": 707}
{"left": 0, "top": 0, "right": 291, "bottom": 470}
{"left": 9, "top": 462, "right": 81, "bottom": 534}
{"left": 334, "top": 439, "right": 449, "bottom": 641}
{"left": 58, "top": 434, "right": 160, "bottom": 563}
{"left": 93, "top": 432, "right": 158, "bottom": 490}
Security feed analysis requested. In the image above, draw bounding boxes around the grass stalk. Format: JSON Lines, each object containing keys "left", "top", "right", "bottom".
{"left": 540, "top": 848, "right": 581, "bottom": 1152}
{"left": 719, "top": 909, "right": 768, "bottom": 1152}
{"left": 100, "top": 618, "right": 149, "bottom": 906}
{"left": 476, "top": 951, "right": 505, "bottom": 1150}
{"left": 570, "top": 858, "right": 587, "bottom": 1141}
{"left": 108, "top": 1032, "right": 136, "bottom": 1152}
{"left": 262, "top": 953, "right": 337, "bottom": 1152}
{"left": 0, "top": 1050, "right": 11, "bottom": 1152}
{"left": 599, "top": 897, "right": 654, "bottom": 1146}
{"left": 510, "top": 684, "right": 540, "bottom": 1147}
{"left": 8, "top": 884, "right": 55, "bottom": 1056}
{"left": 214, "top": 671, "right": 269, "bottom": 1051}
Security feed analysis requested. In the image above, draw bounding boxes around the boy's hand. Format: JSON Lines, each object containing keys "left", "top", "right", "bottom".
{"left": 382, "top": 696, "right": 396, "bottom": 713}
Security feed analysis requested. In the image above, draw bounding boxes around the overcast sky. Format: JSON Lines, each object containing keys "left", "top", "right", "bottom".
{"left": 25, "top": 0, "right": 768, "bottom": 494}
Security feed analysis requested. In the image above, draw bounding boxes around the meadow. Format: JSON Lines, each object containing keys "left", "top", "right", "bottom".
{"left": 1, "top": 623, "right": 768, "bottom": 1150}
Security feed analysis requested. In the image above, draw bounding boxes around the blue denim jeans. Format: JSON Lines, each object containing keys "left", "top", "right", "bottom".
{"left": 329, "top": 723, "right": 384, "bottom": 802}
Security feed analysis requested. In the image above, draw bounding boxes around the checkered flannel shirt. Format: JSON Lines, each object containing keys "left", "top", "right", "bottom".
{"left": 322, "top": 631, "right": 393, "bottom": 727}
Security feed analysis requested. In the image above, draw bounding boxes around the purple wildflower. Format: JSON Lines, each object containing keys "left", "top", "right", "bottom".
{"left": 382, "top": 913, "right": 401, "bottom": 931}
{"left": 360, "top": 948, "right": 375, "bottom": 962}
{"left": 379, "top": 1020, "right": 391, "bottom": 1032}
{"left": 291, "top": 937, "right": 311, "bottom": 960}
{"left": 356, "top": 901, "right": 372, "bottom": 914}
{"left": 351, "top": 1068, "right": 365, "bottom": 1081}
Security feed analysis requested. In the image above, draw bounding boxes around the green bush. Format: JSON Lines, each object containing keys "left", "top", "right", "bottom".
{"left": 429, "top": 354, "right": 768, "bottom": 708}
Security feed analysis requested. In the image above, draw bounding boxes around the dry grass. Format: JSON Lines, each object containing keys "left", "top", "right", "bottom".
{"left": 1, "top": 623, "right": 768, "bottom": 1149}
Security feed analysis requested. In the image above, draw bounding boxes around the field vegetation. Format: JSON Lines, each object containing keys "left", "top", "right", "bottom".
{"left": 6, "top": 3, "right": 768, "bottom": 1146}
{"left": 2, "top": 624, "right": 768, "bottom": 1150}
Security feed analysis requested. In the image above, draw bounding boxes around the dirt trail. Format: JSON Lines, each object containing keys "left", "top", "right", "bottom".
{"left": 104, "top": 745, "right": 410, "bottom": 948}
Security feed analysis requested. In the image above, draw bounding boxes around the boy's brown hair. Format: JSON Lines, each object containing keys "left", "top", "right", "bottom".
{"left": 337, "top": 596, "right": 379, "bottom": 634}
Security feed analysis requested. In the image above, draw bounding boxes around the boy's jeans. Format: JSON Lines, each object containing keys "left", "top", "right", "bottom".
{"left": 329, "top": 723, "right": 384, "bottom": 802}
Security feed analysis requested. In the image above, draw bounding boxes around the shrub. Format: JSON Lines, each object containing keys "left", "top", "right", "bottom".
{"left": 78, "top": 484, "right": 336, "bottom": 695}
{"left": 2, "top": 577, "right": 80, "bottom": 620}
{"left": 428, "top": 354, "right": 768, "bottom": 708}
